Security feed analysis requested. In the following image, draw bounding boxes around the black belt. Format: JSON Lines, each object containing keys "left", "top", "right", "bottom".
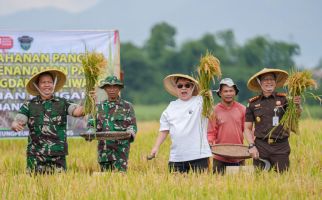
{"left": 256, "top": 137, "right": 288, "bottom": 144}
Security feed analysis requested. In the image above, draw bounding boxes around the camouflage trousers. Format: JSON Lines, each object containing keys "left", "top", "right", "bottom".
{"left": 98, "top": 140, "right": 130, "bottom": 172}
{"left": 27, "top": 155, "right": 66, "bottom": 174}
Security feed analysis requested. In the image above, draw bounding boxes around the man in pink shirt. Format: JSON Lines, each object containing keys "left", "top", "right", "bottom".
{"left": 208, "top": 78, "right": 246, "bottom": 174}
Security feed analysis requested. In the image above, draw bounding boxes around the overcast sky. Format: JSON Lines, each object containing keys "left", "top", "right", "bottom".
{"left": 0, "top": 0, "right": 321, "bottom": 68}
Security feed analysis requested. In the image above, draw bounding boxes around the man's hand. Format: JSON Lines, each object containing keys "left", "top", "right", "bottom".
{"left": 293, "top": 96, "right": 303, "bottom": 115}
{"left": 89, "top": 90, "right": 97, "bottom": 103}
{"left": 127, "top": 129, "right": 136, "bottom": 140}
{"left": 84, "top": 128, "right": 96, "bottom": 142}
{"left": 293, "top": 96, "right": 301, "bottom": 105}
{"left": 248, "top": 146, "right": 260, "bottom": 159}
{"left": 149, "top": 146, "right": 159, "bottom": 159}
{"left": 148, "top": 131, "right": 168, "bottom": 160}
{"left": 11, "top": 121, "right": 25, "bottom": 132}
{"left": 125, "top": 128, "right": 136, "bottom": 143}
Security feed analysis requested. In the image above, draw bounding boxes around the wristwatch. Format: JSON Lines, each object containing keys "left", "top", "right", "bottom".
{"left": 248, "top": 143, "right": 256, "bottom": 149}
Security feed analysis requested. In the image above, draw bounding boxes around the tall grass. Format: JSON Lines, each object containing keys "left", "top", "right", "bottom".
{"left": 0, "top": 119, "right": 321, "bottom": 199}
{"left": 302, "top": 105, "right": 322, "bottom": 119}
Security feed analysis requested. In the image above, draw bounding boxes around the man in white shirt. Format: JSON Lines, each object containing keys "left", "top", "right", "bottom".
{"left": 150, "top": 74, "right": 212, "bottom": 173}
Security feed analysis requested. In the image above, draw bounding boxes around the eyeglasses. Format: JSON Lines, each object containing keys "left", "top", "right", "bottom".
{"left": 177, "top": 83, "right": 192, "bottom": 89}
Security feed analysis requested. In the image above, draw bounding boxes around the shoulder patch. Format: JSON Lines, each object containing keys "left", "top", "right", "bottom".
{"left": 248, "top": 95, "right": 260, "bottom": 103}
{"left": 276, "top": 93, "right": 287, "bottom": 97}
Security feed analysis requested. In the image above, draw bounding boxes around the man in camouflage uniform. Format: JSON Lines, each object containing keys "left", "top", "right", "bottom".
{"left": 88, "top": 75, "right": 137, "bottom": 172}
{"left": 11, "top": 69, "right": 85, "bottom": 174}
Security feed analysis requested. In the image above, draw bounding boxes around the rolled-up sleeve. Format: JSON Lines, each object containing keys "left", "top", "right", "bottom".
{"left": 67, "top": 103, "right": 78, "bottom": 116}
{"left": 14, "top": 113, "right": 28, "bottom": 124}
{"left": 16, "top": 101, "right": 30, "bottom": 123}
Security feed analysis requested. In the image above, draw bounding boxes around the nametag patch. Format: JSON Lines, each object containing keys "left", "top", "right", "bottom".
{"left": 272, "top": 116, "right": 279, "bottom": 126}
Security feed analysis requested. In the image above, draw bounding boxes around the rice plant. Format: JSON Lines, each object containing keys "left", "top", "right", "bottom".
{"left": 81, "top": 51, "right": 107, "bottom": 125}
{"left": 280, "top": 69, "right": 319, "bottom": 134}
{"left": 197, "top": 51, "right": 222, "bottom": 118}
{"left": 0, "top": 119, "right": 321, "bottom": 199}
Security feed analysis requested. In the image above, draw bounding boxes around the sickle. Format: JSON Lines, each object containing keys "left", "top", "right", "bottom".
{"left": 258, "top": 158, "right": 271, "bottom": 171}
{"left": 146, "top": 154, "right": 155, "bottom": 160}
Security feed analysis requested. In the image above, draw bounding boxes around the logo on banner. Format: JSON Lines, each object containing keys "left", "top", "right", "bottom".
{"left": 18, "top": 35, "right": 33, "bottom": 50}
{"left": 0, "top": 36, "right": 14, "bottom": 53}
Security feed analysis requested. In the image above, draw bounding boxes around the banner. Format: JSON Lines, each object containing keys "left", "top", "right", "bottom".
{"left": 0, "top": 30, "right": 120, "bottom": 137}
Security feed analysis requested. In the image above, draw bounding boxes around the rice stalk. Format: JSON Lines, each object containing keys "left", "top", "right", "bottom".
{"left": 197, "top": 51, "right": 222, "bottom": 118}
{"left": 81, "top": 51, "right": 108, "bottom": 124}
{"left": 279, "top": 69, "right": 318, "bottom": 135}
{"left": 1, "top": 120, "right": 321, "bottom": 199}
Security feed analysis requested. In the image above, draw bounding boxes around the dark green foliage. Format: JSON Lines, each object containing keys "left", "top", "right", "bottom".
{"left": 241, "top": 36, "right": 300, "bottom": 68}
{"left": 120, "top": 22, "right": 321, "bottom": 106}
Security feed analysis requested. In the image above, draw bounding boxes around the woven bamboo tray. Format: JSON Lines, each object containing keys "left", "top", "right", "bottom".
{"left": 80, "top": 131, "right": 131, "bottom": 141}
{"left": 211, "top": 144, "right": 251, "bottom": 159}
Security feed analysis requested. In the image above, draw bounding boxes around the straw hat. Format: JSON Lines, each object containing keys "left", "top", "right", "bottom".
{"left": 26, "top": 69, "right": 66, "bottom": 96}
{"left": 163, "top": 74, "right": 199, "bottom": 97}
{"left": 247, "top": 68, "right": 288, "bottom": 92}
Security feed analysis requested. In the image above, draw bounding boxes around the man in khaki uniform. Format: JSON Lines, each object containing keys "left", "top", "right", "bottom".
{"left": 244, "top": 68, "right": 301, "bottom": 172}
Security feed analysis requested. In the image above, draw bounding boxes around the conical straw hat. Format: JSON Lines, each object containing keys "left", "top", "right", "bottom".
{"left": 163, "top": 74, "right": 199, "bottom": 97}
{"left": 26, "top": 69, "right": 66, "bottom": 96}
{"left": 247, "top": 68, "right": 288, "bottom": 92}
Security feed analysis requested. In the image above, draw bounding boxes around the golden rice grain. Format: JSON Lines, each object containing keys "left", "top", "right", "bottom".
{"left": 278, "top": 69, "right": 318, "bottom": 135}
{"left": 81, "top": 51, "right": 108, "bottom": 122}
{"left": 197, "top": 51, "right": 222, "bottom": 118}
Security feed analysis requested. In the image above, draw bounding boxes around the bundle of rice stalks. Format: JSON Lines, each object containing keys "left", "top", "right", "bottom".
{"left": 197, "top": 51, "right": 222, "bottom": 118}
{"left": 279, "top": 69, "right": 319, "bottom": 134}
{"left": 81, "top": 51, "right": 107, "bottom": 117}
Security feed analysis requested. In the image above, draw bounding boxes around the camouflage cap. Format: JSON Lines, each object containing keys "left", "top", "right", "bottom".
{"left": 99, "top": 75, "right": 124, "bottom": 89}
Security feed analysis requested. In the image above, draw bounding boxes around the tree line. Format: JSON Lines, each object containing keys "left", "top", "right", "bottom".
{"left": 120, "top": 22, "right": 321, "bottom": 105}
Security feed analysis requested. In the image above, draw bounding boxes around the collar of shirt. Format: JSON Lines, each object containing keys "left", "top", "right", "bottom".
{"left": 259, "top": 92, "right": 277, "bottom": 100}
{"left": 33, "top": 95, "right": 60, "bottom": 103}
{"left": 218, "top": 101, "right": 236, "bottom": 110}
{"left": 103, "top": 98, "right": 123, "bottom": 106}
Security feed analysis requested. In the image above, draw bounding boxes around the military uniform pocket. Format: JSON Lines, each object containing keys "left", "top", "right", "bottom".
{"left": 253, "top": 109, "right": 264, "bottom": 124}
{"left": 52, "top": 116, "right": 66, "bottom": 126}
{"left": 29, "top": 115, "right": 43, "bottom": 126}
{"left": 112, "top": 115, "right": 126, "bottom": 130}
